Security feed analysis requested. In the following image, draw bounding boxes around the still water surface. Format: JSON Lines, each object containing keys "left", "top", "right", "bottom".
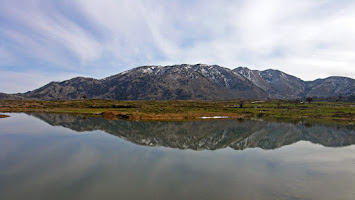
{"left": 0, "top": 113, "right": 354, "bottom": 200}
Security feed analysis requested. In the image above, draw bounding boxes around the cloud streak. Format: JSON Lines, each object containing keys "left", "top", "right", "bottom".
{"left": 0, "top": 0, "right": 354, "bottom": 92}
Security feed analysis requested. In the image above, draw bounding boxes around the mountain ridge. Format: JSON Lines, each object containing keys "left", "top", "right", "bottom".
{"left": 1, "top": 64, "right": 354, "bottom": 100}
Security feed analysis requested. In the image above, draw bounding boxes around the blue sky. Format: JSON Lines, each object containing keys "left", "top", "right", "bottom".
{"left": 1, "top": 0, "right": 355, "bottom": 93}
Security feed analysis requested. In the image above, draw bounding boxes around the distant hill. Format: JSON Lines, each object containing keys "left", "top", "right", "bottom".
{"left": 1, "top": 64, "right": 354, "bottom": 100}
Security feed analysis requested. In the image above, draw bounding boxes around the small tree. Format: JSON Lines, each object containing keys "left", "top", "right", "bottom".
{"left": 239, "top": 100, "right": 246, "bottom": 108}
{"left": 306, "top": 97, "right": 313, "bottom": 104}
{"left": 82, "top": 94, "right": 88, "bottom": 100}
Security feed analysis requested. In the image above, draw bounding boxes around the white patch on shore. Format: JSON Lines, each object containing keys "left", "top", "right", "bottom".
{"left": 200, "top": 116, "right": 228, "bottom": 119}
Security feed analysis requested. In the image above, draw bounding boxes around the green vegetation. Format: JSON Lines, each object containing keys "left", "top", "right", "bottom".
{"left": 0, "top": 99, "right": 354, "bottom": 124}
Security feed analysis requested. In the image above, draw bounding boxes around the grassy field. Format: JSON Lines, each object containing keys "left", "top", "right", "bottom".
{"left": 0, "top": 99, "right": 354, "bottom": 124}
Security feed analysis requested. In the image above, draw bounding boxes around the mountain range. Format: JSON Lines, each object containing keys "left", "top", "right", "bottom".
{"left": 1, "top": 64, "right": 354, "bottom": 100}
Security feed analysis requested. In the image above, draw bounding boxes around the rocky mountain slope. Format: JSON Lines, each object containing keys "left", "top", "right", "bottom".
{"left": 234, "top": 67, "right": 355, "bottom": 99}
{"left": 233, "top": 67, "right": 305, "bottom": 99}
{"left": 1, "top": 64, "right": 354, "bottom": 100}
{"left": 305, "top": 76, "right": 355, "bottom": 97}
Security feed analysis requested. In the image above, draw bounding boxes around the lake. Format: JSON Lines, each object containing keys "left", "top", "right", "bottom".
{"left": 0, "top": 113, "right": 354, "bottom": 200}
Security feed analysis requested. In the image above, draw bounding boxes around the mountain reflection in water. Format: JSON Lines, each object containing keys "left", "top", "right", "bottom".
{"left": 1, "top": 113, "right": 355, "bottom": 200}
{"left": 28, "top": 113, "right": 355, "bottom": 150}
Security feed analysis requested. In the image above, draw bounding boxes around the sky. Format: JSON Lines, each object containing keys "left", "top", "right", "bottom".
{"left": 0, "top": 0, "right": 355, "bottom": 93}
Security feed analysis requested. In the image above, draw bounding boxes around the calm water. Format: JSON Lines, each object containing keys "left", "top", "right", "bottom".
{"left": 0, "top": 113, "right": 354, "bottom": 200}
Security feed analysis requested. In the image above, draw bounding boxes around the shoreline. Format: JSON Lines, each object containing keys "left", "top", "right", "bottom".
{"left": 0, "top": 114, "right": 9, "bottom": 118}
{"left": 0, "top": 99, "right": 354, "bottom": 124}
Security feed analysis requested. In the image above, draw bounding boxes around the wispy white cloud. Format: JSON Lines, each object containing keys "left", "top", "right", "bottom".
{"left": 0, "top": 0, "right": 102, "bottom": 68}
